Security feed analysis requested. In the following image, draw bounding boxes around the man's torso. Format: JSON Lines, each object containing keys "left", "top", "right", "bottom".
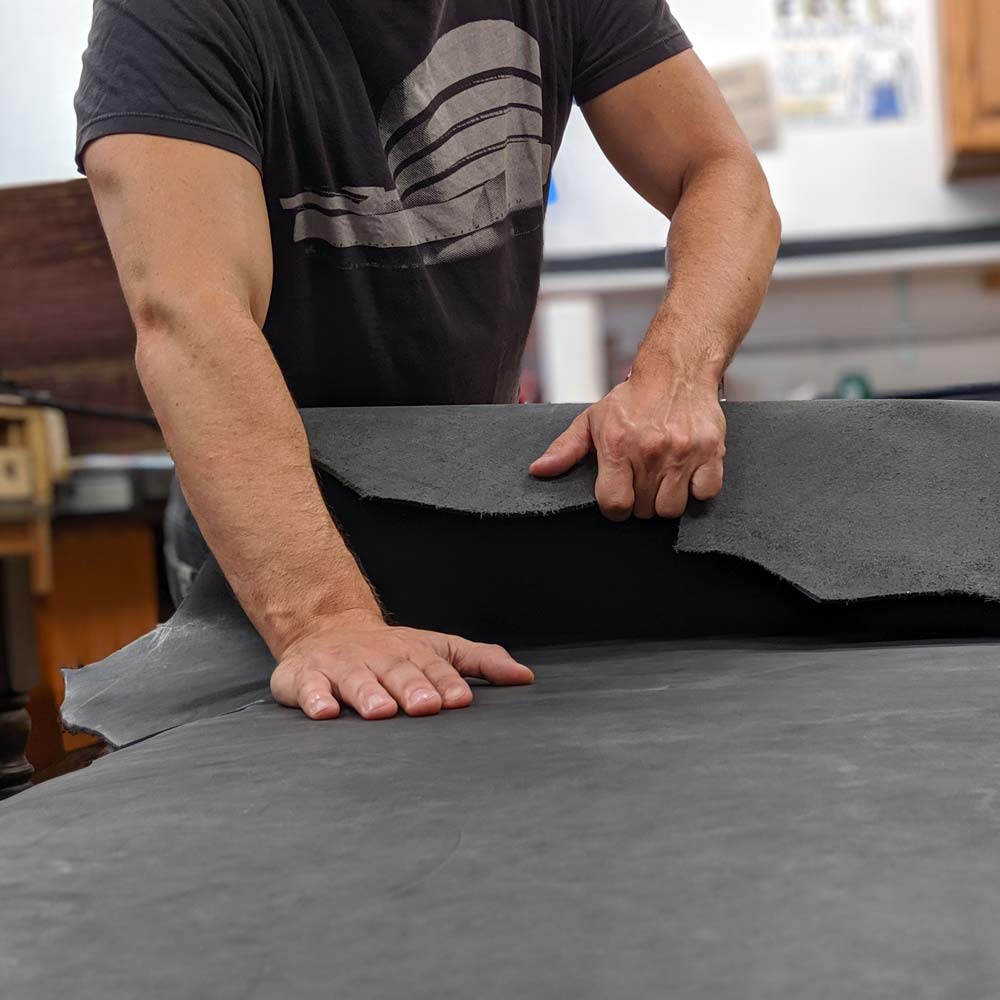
{"left": 76, "top": 0, "right": 687, "bottom": 405}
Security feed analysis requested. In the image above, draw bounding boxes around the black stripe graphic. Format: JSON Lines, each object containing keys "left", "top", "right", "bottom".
{"left": 390, "top": 102, "right": 543, "bottom": 181}
{"left": 383, "top": 67, "right": 542, "bottom": 157}
{"left": 399, "top": 134, "right": 542, "bottom": 202}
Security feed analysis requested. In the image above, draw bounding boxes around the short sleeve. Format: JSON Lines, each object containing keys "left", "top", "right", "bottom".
{"left": 573, "top": 0, "right": 692, "bottom": 105}
{"left": 75, "top": 0, "right": 265, "bottom": 174}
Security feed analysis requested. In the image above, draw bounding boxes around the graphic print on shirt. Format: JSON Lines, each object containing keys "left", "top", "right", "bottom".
{"left": 279, "top": 20, "right": 551, "bottom": 267}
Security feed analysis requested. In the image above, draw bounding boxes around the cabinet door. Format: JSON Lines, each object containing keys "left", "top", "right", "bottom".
{"left": 979, "top": 2, "right": 1000, "bottom": 123}
{"left": 942, "top": 0, "right": 1000, "bottom": 176}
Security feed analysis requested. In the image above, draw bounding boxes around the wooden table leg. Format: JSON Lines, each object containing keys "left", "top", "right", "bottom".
{"left": 0, "top": 692, "right": 32, "bottom": 799}
{"left": 0, "top": 558, "right": 38, "bottom": 800}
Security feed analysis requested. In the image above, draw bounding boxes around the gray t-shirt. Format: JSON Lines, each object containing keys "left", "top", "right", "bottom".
{"left": 76, "top": 0, "right": 690, "bottom": 407}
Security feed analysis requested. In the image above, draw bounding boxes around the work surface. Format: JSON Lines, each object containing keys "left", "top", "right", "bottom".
{"left": 5, "top": 637, "right": 1000, "bottom": 999}
{"left": 5, "top": 399, "right": 1000, "bottom": 998}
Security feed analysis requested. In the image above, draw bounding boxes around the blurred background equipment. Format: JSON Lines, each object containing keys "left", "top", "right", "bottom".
{"left": 534, "top": 0, "right": 1000, "bottom": 402}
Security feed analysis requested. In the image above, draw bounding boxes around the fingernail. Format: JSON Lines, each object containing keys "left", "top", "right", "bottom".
{"left": 310, "top": 696, "right": 333, "bottom": 715}
{"left": 364, "top": 693, "right": 391, "bottom": 713}
{"left": 410, "top": 688, "right": 438, "bottom": 706}
{"left": 446, "top": 684, "right": 467, "bottom": 701}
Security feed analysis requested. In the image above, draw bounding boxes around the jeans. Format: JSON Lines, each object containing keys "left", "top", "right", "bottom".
{"left": 163, "top": 476, "right": 210, "bottom": 608}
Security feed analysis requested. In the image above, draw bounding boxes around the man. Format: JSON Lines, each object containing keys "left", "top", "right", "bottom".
{"left": 76, "top": 0, "right": 780, "bottom": 722}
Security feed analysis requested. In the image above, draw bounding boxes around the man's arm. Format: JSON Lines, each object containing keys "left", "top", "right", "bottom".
{"left": 532, "top": 50, "right": 781, "bottom": 519}
{"left": 85, "top": 134, "right": 532, "bottom": 719}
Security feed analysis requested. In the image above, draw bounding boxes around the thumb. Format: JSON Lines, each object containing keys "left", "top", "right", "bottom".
{"left": 439, "top": 635, "right": 535, "bottom": 686}
{"left": 529, "top": 413, "right": 592, "bottom": 478}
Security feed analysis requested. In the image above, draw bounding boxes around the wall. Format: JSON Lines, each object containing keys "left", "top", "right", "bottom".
{"left": 0, "top": 2, "right": 92, "bottom": 187}
{"left": 545, "top": 0, "right": 1000, "bottom": 256}
{"left": 9, "top": 1, "right": 1000, "bottom": 238}
{"left": 5, "top": 0, "right": 999, "bottom": 405}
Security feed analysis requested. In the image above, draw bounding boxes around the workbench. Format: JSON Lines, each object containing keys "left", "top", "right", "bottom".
{"left": 2, "top": 400, "right": 999, "bottom": 998}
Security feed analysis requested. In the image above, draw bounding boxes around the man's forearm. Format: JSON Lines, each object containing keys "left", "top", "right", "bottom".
{"left": 632, "top": 153, "right": 780, "bottom": 385}
{"left": 137, "top": 307, "right": 381, "bottom": 656}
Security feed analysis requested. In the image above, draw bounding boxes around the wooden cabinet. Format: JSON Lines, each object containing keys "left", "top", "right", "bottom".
{"left": 941, "top": 0, "right": 1000, "bottom": 177}
{"left": 26, "top": 518, "right": 160, "bottom": 776}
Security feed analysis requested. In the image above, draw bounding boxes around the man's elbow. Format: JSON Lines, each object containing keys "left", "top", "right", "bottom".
{"left": 761, "top": 185, "right": 782, "bottom": 255}
{"left": 745, "top": 154, "right": 782, "bottom": 252}
{"left": 132, "top": 289, "right": 252, "bottom": 382}
{"left": 686, "top": 146, "right": 782, "bottom": 249}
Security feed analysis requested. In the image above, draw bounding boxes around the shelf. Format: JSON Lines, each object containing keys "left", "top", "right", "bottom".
{"left": 540, "top": 226, "right": 1000, "bottom": 296}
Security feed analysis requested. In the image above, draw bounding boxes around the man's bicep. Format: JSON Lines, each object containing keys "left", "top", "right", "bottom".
{"left": 581, "top": 50, "right": 755, "bottom": 220}
{"left": 83, "top": 134, "right": 273, "bottom": 330}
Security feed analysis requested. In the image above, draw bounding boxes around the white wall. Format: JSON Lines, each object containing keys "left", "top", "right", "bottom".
{"left": 0, "top": 2, "right": 93, "bottom": 187}
{"left": 8, "top": 0, "right": 1000, "bottom": 239}
{"left": 545, "top": 0, "right": 1000, "bottom": 255}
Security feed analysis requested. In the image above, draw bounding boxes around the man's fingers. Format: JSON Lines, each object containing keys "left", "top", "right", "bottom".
{"left": 690, "top": 459, "right": 724, "bottom": 501}
{"left": 417, "top": 656, "right": 474, "bottom": 709}
{"left": 271, "top": 665, "right": 341, "bottom": 720}
{"left": 530, "top": 413, "right": 592, "bottom": 478}
{"left": 330, "top": 663, "right": 398, "bottom": 720}
{"left": 374, "top": 659, "right": 443, "bottom": 716}
{"left": 654, "top": 472, "right": 690, "bottom": 520}
{"left": 594, "top": 449, "right": 635, "bottom": 521}
{"left": 442, "top": 636, "right": 535, "bottom": 686}
{"left": 631, "top": 461, "right": 664, "bottom": 520}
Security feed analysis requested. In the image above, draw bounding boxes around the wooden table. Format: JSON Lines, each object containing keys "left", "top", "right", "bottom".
{"left": 0, "top": 404, "right": 64, "bottom": 798}
{"left": 0, "top": 553, "right": 38, "bottom": 799}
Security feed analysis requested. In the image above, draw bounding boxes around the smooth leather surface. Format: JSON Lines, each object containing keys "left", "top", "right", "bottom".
{"left": 10, "top": 637, "right": 1000, "bottom": 999}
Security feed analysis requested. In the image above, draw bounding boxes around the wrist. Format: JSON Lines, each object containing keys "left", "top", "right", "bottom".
{"left": 262, "top": 588, "right": 384, "bottom": 659}
{"left": 630, "top": 340, "right": 725, "bottom": 393}
{"left": 631, "top": 304, "right": 731, "bottom": 390}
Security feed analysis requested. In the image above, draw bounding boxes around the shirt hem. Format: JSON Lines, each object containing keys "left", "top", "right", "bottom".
{"left": 574, "top": 31, "right": 693, "bottom": 105}
{"left": 76, "top": 114, "right": 263, "bottom": 175}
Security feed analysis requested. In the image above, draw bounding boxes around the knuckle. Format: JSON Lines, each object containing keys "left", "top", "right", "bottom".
{"left": 603, "top": 489, "right": 633, "bottom": 510}
{"left": 377, "top": 658, "right": 410, "bottom": 679}
{"left": 276, "top": 650, "right": 309, "bottom": 676}
{"left": 656, "top": 498, "right": 686, "bottom": 519}
{"left": 269, "top": 672, "right": 288, "bottom": 701}
{"left": 428, "top": 660, "right": 460, "bottom": 682}
{"left": 699, "top": 429, "right": 722, "bottom": 453}
{"left": 358, "top": 681, "right": 388, "bottom": 705}
{"left": 666, "top": 430, "right": 692, "bottom": 457}
{"left": 600, "top": 495, "right": 633, "bottom": 519}
{"left": 693, "top": 474, "right": 723, "bottom": 501}
{"left": 294, "top": 672, "right": 325, "bottom": 702}
{"left": 596, "top": 481, "right": 631, "bottom": 507}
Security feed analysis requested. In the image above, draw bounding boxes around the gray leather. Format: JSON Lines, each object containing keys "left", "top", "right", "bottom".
{"left": 14, "top": 399, "right": 1000, "bottom": 1000}
{"left": 8, "top": 638, "right": 1000, "bottom": 999}
{"left": 61, "top": 401, "right": 1000, "bottom": 748}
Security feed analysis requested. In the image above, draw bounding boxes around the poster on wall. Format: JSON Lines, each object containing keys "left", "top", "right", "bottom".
{"left": 711, "top": 60, "right": 781, "bottom": 151}
{"left": 774, "top": 0, "right": 920, "bottom": 125}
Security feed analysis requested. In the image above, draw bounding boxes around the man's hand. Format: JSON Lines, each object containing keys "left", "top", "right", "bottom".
{"left": 532, "top": 50, "right": 779, "bottom": 522}
{"left": 270, "top": 610, "right": 535, "bottom": 720}
{"left": 530, "top": 369, "right": 725, "bottom": 521}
